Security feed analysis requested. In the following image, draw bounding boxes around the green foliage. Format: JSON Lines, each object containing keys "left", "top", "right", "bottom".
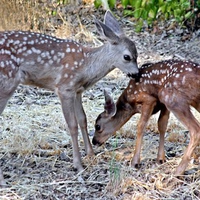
{"left": 109, "top": 138, "right": 121, "bottom": 188}
{"left": 95, "top": 0, "right": 116, "bottom": 9}
{"left": 94, "top": 0, "right": 198, "bottom": 32}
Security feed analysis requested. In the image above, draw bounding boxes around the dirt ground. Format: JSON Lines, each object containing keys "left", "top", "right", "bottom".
{"left": 0, "top": 3, "right": 200, "bottom": 200}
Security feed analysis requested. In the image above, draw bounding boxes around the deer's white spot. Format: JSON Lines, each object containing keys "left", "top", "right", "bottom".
{"left": 173, "top": 81, "right": 178, "bottom": 86}
{"left": 175, "top": 74, "right": 180, "bottom": 78}
{"left": 17, "top": 48, "right": 23, "bottom": 54}
{"left": 53, "top": 55, "right": 57, "bottom": 61}
{"left": 37, "top": 56, "right": 42, "bottom": 62}
{"left": 79, "top": 59, "right": 85, "bottom": 66}
{"left": 148, "top": 73, "right": 152, "bottom": 78}
{"left": 66, "top": 48, "right": 71, "bottom": 53}
{"left": 32, "top": 47, "right": 41, "bottom": 54}
{"left": 20, "top": 58, "right": 24, "bottom": 63}
{"left": 64, "top": 73, "right": 68, "bottom": 78}
{"left": 70, "top": 75, "right": 73, "bottom": 79}
{"left": 185, "top": 68, "right": 192, "bottom": 71}
{"left": 72, "top": 48, "right": 76, "bottom": 52}
{"left": 0, "top": 62, "right": 5, "bottom": 68}
{"left": 0, "top": 38, "right": 5, "bottom": 45}
{"left": 46, "top": 51, "right": 50, "bottom": 57}
{"left": 6, "top": 42, "right": 10, "bottom": 47}
{"left": 56, "top": 58, "right": 61, "bottom": 64}
{"left": 4, "top": 50, "right": 10, "bottom": 55}
{"left": 22, "top": 46, "right": 27, "bottom": 52}
{"left": 48, "top": 60, "right": 53, "bottom": 65}
{"left": 28, "top": 40, "right": 35, "bottom": 45}
{"left": 8, "top": 70, "right": 13, "bottom": 78}
{"left": 16, "top": 58, "right": 21, "bottom": 64}
{"left": 27, "top": 49, "right": 32, "bottom": 55}
{"left": 58, "top": 52, "right": 65, "bottom": 58}
{"left": 11, "top": 63, "right": 16, "bottom": 69}
{"left": 65, "top": 63, "right": 69, "bottom": 68}
{"left": 11, "top": 54, "right": 16, "bottom": 61}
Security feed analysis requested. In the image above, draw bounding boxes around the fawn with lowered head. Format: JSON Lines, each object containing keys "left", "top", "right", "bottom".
{"left": 93, "top": 59, "right": 200, "bottom": 176}
{"left": 0, "top": 11, "right": 139, "bottom": 186}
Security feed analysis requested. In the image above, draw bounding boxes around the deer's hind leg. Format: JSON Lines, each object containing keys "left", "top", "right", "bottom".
{"left": 157, "top": 106, "right": 170, "bottom": 164}
{"left": 159, "top": 89, "right": 200, "bottom": 175}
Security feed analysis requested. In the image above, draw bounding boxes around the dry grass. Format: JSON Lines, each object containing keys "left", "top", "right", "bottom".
{"left": 0, "top": 0, "right": 83, "bottom": 40}
{"left": 1, "top": 75, "right": 199, "bottom": 199}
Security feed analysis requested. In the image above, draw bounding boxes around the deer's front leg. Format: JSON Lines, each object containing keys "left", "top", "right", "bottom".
{"left": 131, "top": 99, "right": 157, "bottom": 168}
{"left": 58, "top": 91, "right": 83, "bottom": 172}
{"left": 75, "top": 93, "right": 94, "bottom": 156}
{"left": 157, "top": 106, "right": 170, "bottom": 164}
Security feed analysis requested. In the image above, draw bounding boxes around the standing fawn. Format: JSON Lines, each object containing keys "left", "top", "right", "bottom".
{"left": 0, "top": 11, "right": 139, "bottom": 185}
{"left": 93, "top": 60, "right": 200, "bottom": 176}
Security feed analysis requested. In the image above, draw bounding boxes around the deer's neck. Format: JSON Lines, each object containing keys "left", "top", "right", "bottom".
{"left": 83, "top": 44, "right": 115, "bottom": 83}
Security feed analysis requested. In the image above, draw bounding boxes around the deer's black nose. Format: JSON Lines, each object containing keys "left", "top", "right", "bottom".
{"left": 128, "top": 72, "right": 141, "bottom": 82}
{"left": 92, "top": 137, "right": 100, "bottom": 146}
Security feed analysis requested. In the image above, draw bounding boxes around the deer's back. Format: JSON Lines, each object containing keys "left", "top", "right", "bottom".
{"left": 125, "top": 60, "right": 200, "bottom": 105}
{"left": 0, "top": 31, "right": 88, "bottom": 90}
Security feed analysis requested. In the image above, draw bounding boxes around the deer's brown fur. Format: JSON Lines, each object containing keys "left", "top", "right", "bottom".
{"left": 93, "top": 59, "right": 200, "bottom": 176}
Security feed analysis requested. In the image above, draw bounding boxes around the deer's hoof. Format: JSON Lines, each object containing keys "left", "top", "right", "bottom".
{"left": 157, "top": 159, "right": 166, "bottom": 164}
{"left": 135, "top": 163, "right": 142, "bottom": 168}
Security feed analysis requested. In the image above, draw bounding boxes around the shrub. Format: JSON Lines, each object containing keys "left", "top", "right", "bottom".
{"left": 94, "top": 0, "right": 200, "bottom": 32}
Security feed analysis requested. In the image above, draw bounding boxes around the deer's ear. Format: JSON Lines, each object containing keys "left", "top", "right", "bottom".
{"left": 104, "top": 10, "right": 124, "bottom": 37}
{"left": 104, "top": 90, "right": 116, "bottom": 117}
{"left": 95, "top": 19, "right": 120, "bottom": 43}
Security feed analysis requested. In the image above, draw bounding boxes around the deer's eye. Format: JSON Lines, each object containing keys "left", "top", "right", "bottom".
{"left": 95, "top": 124, "right": 101, "bottom": 131}
{"left": 124, "top": 55, "right": 131, "bottom": 61}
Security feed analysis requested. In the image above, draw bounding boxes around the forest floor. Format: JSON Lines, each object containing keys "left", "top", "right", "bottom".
{"left": 0, "top": 3, "right": 200, "bottom": 200}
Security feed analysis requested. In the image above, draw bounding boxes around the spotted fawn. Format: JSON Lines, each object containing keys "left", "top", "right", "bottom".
{"left": 93, "top": 59, "right": 200, "bottom": 176}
